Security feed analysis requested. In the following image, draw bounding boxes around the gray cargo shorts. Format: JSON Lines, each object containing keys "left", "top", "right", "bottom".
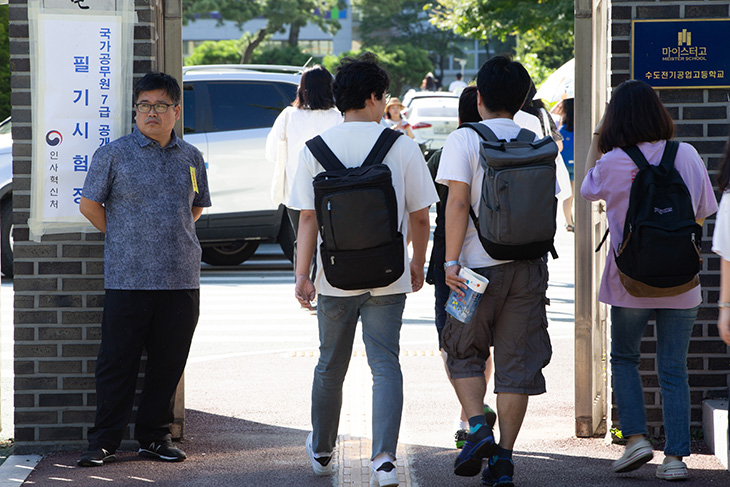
{"left": 442, "top": 258, "right": 552, "bottom": 395}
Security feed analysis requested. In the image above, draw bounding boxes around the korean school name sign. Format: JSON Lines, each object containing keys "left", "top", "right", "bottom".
{"left": 27, "top": 0, "right": 134, "bottom": 241}
{"left": 632, "top": 19, "right": 730, "bottom": 89}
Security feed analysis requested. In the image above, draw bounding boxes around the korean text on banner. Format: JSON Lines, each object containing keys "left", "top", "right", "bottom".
{"left": 28, "top": 0, "right": 134, "bottom": 241}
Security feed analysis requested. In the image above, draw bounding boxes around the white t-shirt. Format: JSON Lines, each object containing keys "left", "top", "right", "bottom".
{"left": 713, "top": 191, "right": 730, "bottom": 260}
{"left": 265, "top": 106, "right": 343, "bottom": 201}
{"left": 289, "top": 122, "right": 439, "bottom": 297}
{"left": 449, "top": 80, "right": 468, "bottom": 93}
{"left": 436, "top": 118, "right": 561, "bottom": 269}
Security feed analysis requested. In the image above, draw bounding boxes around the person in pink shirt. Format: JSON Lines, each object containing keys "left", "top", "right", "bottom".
{"left": 581, "top": 80, "right": 717, "bottom": 481}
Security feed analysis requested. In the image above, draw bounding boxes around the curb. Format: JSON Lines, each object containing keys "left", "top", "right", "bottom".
{"left": 0, "top": 455, "right": 42, "bottom": 487}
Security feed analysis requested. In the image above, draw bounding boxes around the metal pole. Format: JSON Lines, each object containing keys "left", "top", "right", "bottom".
{"left": 573, "top": 0, "right": 596, "bottom": 438}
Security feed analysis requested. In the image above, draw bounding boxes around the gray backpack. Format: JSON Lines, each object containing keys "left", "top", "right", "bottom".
{"left": 461, "top": 122, "right": 559, "bottom": 260}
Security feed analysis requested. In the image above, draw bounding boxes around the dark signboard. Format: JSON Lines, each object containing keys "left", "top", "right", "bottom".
{"left": 632, "top": 19, "right": 730, "bottom": 89}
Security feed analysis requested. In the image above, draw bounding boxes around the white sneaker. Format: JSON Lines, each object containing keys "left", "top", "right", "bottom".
{"left": 612, "top": 438, "right": 653, "bottom": 473}
{"left": 305, "top": 432, "right": 333, "bottom": 476}
{"left": 370, "top": 461, "right": 399, "bottom": 487}
{"left": 656, "top": 459, "right": 688, "bottom": 481}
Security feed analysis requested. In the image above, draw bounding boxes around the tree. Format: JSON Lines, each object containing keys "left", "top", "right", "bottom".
{"left": 354, "top": 0, "right": 461, "bottom": 82}
{"left": 428, "top": 0, "right": 574, "bottom": 78}
{"left": 323, "top": 45, "right": 433, "bottom": 97}
{"left": 0, "top": 6, "right": 9, "bottom": 120}
{"left": 183, "top": 0, "right": 343, "bottom": 63}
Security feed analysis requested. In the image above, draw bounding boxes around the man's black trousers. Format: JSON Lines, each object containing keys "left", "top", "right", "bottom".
{"left": 87, "top": 289, "right": 200, "bottom": 451}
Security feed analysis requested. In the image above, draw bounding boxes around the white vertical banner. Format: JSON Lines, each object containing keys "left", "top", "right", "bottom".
{"left": 28, "top": 0, "right": 134, "bottom": 241}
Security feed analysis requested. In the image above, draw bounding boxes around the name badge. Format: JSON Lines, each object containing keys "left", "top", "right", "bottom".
{"left": 190, "top": 166, "right": 199, "bottom": 193}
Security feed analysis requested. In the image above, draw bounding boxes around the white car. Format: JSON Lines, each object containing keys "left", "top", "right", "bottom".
{"left": 401, "top": 91, "right": 460, "bottom": 156}
{"left": 0, "top": 117, "right": 12, "bottom": 277}
{"left": 183, "top": 64, "right": 302, "bottom": 265}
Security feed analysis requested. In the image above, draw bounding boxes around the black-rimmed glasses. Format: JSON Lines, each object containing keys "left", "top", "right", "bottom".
{"left": 134, "top": 103, "right": 177, "bottom": 114}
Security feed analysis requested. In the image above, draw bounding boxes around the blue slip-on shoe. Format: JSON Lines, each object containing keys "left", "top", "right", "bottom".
{"left": 453, "top": 424, "right": 497, "bottom": 476}
{"left": 481, "top": 456, "right": 514, "bottom": 486}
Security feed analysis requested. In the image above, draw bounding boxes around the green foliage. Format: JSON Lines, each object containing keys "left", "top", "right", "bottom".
{"left": 182, "top": 0, "right": 344, "bottom": 62}
{"left": 323, "top": 45, "right": 433, "bottom": 97}
{"left": 185, "top": 39, "right": 242, "bottom": 66}
{"left": 427, "top": 0, "right": 574, "bottom": 79}
{"left": 354, "top": 0, "right": 461, "bottom": 78}
{"left": 251, "top": 45, "right": 320, "bottom": 66}
{"left": 0, "top": 6, "right": 9, "bottom": 120}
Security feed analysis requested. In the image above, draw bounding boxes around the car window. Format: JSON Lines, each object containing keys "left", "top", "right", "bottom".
{"left": 0, "top": 119, "right": 10, "bottom": 135}
{"left": 183, "top": 84, "right": 196, "bottom": 134}
{"left": 206, "top": 81, "right": 297, "bottom": 132}
{"left": 410, "top": 98, "right": 458, "bottom": 118}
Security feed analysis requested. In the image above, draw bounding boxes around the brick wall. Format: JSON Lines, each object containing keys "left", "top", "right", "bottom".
{"left": 611, "top": 0, "right": 730, "bottom": 437}
{"left": 9, "top": 0, "right": 157, "bottom": 453}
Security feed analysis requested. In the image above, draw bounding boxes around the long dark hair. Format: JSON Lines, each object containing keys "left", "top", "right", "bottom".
{"left": 557, "top": 98, "right": 574, "bottom": 132}
{"left": 294, "top": 65, "right": 335, "bottom": 110}
{"left": 598, "top": 79, "right": 674, "bottom": 154}
{"left": 718, "top": 133, "right": 730, "bottom": 191}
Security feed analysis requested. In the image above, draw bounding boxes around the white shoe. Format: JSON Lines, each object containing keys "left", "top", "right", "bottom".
{"left": 612, "top": 438, "right": 653, "bottom": 473}
{"left": 305, "top": 432, "right": 333, "bottom": 476}
{"left": 370, "top": 461, "right": 399, "bottom": 487}
{"left": 656, "top": 459, "right": 688, "bottom": 481}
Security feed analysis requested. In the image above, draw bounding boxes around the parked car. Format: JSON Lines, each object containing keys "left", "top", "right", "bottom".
{"left": 182, "top": 64, "right": 302, "bottom": 265}
{"left": 0, "top": 117, "right": 12, "bottom": 277}
{"left": 401, "top": 90, "right": 460, "bottom": 157}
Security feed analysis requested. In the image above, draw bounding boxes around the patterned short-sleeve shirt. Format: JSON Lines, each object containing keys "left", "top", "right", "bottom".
{"left": 82, "top": 127, "right": 212, "bottom": 290}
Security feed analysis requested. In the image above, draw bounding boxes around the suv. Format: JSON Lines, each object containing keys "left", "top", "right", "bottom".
{"left": 183, "top": 65, "right": 302, "bottom": 265}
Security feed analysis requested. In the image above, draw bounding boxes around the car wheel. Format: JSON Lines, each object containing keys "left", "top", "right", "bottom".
{"left": 201, "top": 240, "right": 260, "bottom": 266}
{"left": 278, "top": 214, "right": 295, "bottom": 263}
{"left": 1, "top": 200, "right": 12, "bottom": 278}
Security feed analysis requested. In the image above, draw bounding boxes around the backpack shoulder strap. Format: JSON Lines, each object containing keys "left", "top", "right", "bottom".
{"left": 362, "top": 128, "right": 403, "bottom": 167}
{"left": 459, "top": 122, "right": 499, "bottom": 142}
{"left": 305, "top": 135, "right": 346, "bottom": 172}
{"left": 621, "top": 145, "right": 650, "bottom": 170}
{"left": 659, "top": 140, "right": 680, "bottom": 172}
{"left": 515, "top": 128, "right": 537, "bottom": 143}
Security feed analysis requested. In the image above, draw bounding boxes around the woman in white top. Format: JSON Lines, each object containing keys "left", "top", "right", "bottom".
{"left": 711, "top": 132, "right": 730, "bottom": 347}
{"left": 266, "top": 65, "right": 343, "bottom": 238}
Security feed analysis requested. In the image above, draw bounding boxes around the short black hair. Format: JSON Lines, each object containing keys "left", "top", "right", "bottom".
{"left": 598, "top": 80, "right": 674, "bottom": 153}
{"left": 455, "top": 73, "right": 462, "bottom": 80}
{"left": 134, "top": 72, "right": 181, "bottom": 105}
{"left": 476, "top": 56, "right": 531, "bottom": 116}
{"left": 294, "top": 65, "right": 335, "bottom": 110}
{"left": 458, "top": 86, "right": 481, "bottom": 123}
{"left": 333, "top": 52, "right": 389, "bottom": 114}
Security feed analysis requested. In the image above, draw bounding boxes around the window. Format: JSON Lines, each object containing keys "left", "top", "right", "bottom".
{"left": 183, "top": 84, "right": 196, "bottom": 134}
{"left": 206, "top": 81, "right": 297, "bottom": 132}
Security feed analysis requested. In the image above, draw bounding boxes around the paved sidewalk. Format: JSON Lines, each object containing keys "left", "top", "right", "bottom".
{"left": 17, "top": 219, "right": 730, "bottom": 486}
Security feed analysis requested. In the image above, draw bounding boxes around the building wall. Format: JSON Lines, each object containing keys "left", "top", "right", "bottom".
{"left": 9, "top": 0, "right": 157, "bottom": 453}
{"left": 610, "top": 0, "right": 730, "bottom": 437}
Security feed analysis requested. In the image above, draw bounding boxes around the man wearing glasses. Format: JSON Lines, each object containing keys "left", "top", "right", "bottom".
{"left": 77, "top": 72, "right": 211, "bottom": 467}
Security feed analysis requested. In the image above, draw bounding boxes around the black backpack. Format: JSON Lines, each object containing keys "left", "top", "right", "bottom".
{"left": 305, "top": 129, "right": 404, "bottom": 290}
{"left": 612, "top": 141, "right": 702, "bottom": 297}
{"left": 460, "top": 123, "right": 559, "bottom": 260}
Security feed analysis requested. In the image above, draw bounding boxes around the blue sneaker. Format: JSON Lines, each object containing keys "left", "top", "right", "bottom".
{"left": 453, "top": 425, "right": 497, "bottom": 476}
{"left": 481, "top": 456, "right": 514, "bottom": 486}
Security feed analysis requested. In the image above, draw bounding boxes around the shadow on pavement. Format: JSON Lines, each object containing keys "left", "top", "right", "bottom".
{"left": 408, "top": 438, "right": 728, "bottom": 487}
{"left": 24, "top": 410, "right": 333, "bottom": 487}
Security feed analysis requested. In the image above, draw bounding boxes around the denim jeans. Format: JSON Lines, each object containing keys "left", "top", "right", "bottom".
{"left": 611, "top": 306, "right": 698, "bottom": 457}
{"left": 311, "top": 293, "right": 406, "bottom": 460}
